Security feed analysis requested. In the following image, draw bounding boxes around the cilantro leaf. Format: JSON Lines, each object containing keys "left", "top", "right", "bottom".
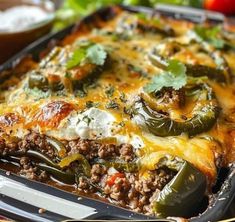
{"left": 193, "top": 25, "right": 225, "bottom": 49}
{"left": 144, "top": 60, "right": 187, "bottom": 93}
{"left": 166, "top": 59, "right": 186, "bottom": 77}
{"left": 86, "top": 44, "right": 107, "bottom": 65}
{"left": 66, "top": 48, "right": 87, "bottom": 69}
{"left": 66, "top": 43, "right": 107, "bottom": 69}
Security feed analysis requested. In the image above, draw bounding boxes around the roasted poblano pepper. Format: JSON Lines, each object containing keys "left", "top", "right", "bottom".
{"left": 46, "top": 136, "right": 66, "bottom": 158}
{"left": 59, "top": 153, "right": 91, "bottom": 177}
{"left": 95, "top": 159, "right": 139, "bottom": 173}
{"left": 152, "top": 156, "right": 207, "bottom": 217}
{"left": 37, "top": 163, "right": 75, "bottom": 184}
{"left": 149, "top": 41, "right": 231, "bottom": 83}
{"left": 135, "top": 84, "right": 220, "bottom": 137}
{"left": 28, "top": 45, "right": 108, "bottom": 93}
{"left": 1, "top": 149, "right": 59, "bottom": 169}
{"left": 28, "top": 71, "right": 49, "bottom": 91}
{"left": 116, "top": 14, "right": 174, "bottom": 39}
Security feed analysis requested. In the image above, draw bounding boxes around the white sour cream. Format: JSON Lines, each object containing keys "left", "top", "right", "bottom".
{"left": 0, "top": 6, "right": 49, "bottom": 32}
{"left": 46, "top": 107, "right": 144, "bottom": 149}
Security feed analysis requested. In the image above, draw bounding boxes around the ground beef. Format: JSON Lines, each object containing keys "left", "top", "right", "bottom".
{"left": 119, "top": 143, "right": 134, "bottom": 161}
{"left": 19, "top": 156, "right": 48, "bottom": 181}
{"left": 67, "top": 138, "right": 135, "bottom": 161}
{"left": 91, "top": 164, "right": 107, "bottom": 183}
{"left": 101, "top": 168, "right": 175, "bottom": 214}
{"left": 0, "top": 132, "right": 175, "bottom": 216}
{"left": 98, "top": 144, "right": 118, "bottom": 159}
{"left": 18, "top": 132, "right": 55, "bottom": 158}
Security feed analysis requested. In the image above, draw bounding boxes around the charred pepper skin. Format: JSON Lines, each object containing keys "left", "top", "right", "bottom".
{"left": 149, "top": 42, "right": 231, "bottom": 84}
{"left": 135, "top": 84, "right": 220, "bottom": 137}
{"left": 95, "top": 158, "right": 139, "bottom": 173}
{"left": 153, "top": 156, "right": 207, "bottom": 217}
{"left": 37, "top": 163, "right": 75, "bottom": 184}
{"left": 59, "top": 153, "right": 92, "bottom": 177}
{"left": 28, "top": 46, "right": 108, "bottom": 93}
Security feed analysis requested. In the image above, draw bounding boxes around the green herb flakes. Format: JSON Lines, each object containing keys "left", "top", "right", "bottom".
{"left": 144, "top": 60, "right": 187, "bottom": 93}
{"left": 105, "top": 85, "right": 115, "bottom": 98}
{"left": 85, "top": 101, "right": 100, "bottom": 109}
{"left": 66, "top": 47, "right": 87, "bottom": 69}
{"left": 66, "top": 43, "right": 107, "bottom": 69}
{"left": 193, "top": 25, "right": 225, "bottom": 49}
{"left": 106, "top": 100, "right": 120, "bottom": 110}
{"left": 86, "top": 44, "right": 107, "bottom": 65}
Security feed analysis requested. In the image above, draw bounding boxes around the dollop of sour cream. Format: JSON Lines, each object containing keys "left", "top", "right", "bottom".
{"left": 46, "top": 107, "right": 144, "bottom": 149}
{"left": 0, "top": 6, "right": 49, "bottom": 32}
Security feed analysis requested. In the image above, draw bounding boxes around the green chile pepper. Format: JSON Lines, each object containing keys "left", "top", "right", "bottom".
{"left": 29, "top": 59, "right": 107, "bottom": 94}
{"left": 149, "top": 42, "right": 230, "bottom": 83}
{"left": 46, "top": 136, "right": 67, "bottom": 158}
{"left": 1, "top": 149, "right": 59, "bottom": 169}
{"left": 37, "top": 163, "right": 75, "bottom": 184}
{"left": 135, "top": 84, "right": 220, "bottom": 137}
{"left": 59, "top": 153, "right": 91, "bottom": 177}
{"left": 117, "top": 14, "right": 174, "bottom": 38}
{"left": 95, "top": 159, "right": 139, "bottom": 173}
{"left": 153, "top": 156, "right": 207, "bottom": 217}
{"left": 28, "top": 72, "right": 49, "bottom": 91}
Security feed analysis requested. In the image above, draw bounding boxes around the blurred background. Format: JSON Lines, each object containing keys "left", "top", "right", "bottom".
{"left": 0, "top": 0, "right": 235, "bottom": 63}
{"left": 53, "top": 0, "right": 235, "bottom": 30}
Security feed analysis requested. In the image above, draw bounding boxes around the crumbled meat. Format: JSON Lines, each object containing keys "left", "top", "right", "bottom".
{"left": 68, "top": 139, "right": 99, "bottom": 160}
{"left": 91, "top": 164, "right": 107, "bottom": 183}
{"left": 102, "top": 168, "right": 175, "bottom": 214}
{"left": 0, "top": 132, "right": 175, "bottom": 216}
{"left": 104, "top": 176, "right": 131, "bottom": 201}
{"left": 98, "top": 144, "right": 118, "bottom": 159}
{"left": 18, "top": 132, "right": 55, "bottom": 158}
{"left": 19, "top": 156, "right": 48, "bottom": 182}
{"left": 119, "top": 143, "right": 134, "bottom": 161}
{"left": 77, "top": 177, "right": 90, "bottom": 191}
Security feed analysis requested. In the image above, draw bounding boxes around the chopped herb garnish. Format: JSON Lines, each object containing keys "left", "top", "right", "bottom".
{"left": 24, "top": 87, "right": 50, "bottom": 100}
{"left": 119, "top": 92, "right": 127, "bottom": 103}
{"left": 105, "top": 85, "right": 115, "bottom": 98}
{"left": 66, "top": 43, "right": 107, "bottom": 69}
{"left": 85, "top": 101, "right": 100, "bottom": 109}
{"left": 144, "top": 60, "right": 187, "bottom": 93}
{"left": 66, "top": 47, "right": 87, "bottom": 69}
{"left": 193, "top": 25, "right": 225, "bottom": 49}
{"left": 82, "top": 115, "right": 92, "bottom": 126}
{"left": 74, "top": 89, "right": 87, "bottom": 98}
{"left": 136, "top": 13, "right": 161, "bottom": 27}
{"left": 86, "top": 44, "right": 107, "bottom": 65}
{"left": 124, "top": 106, "right": 134, "bottom": 116}
{"left": 118, "top": 121, "right": 125, "bottom": 127}
{"left": 105, "top": 100, "right": 119, "bottom": 110}
{"left": 64, "top": 72, "right": 72, "bottom": 79}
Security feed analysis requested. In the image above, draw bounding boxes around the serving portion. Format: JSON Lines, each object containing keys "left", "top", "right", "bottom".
{"left": 0, "top": 6, "right": 235, "bottom": 218}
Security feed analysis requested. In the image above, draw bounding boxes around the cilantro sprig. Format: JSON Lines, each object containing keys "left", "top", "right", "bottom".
{"left": 66, "top": 43, "right": 107, "bottom": 69}
{"left": 193, "top": 25, "right": 225, "bottom": 49}
{"left": 144, "top": 60, "right": 187, "bottom": 93}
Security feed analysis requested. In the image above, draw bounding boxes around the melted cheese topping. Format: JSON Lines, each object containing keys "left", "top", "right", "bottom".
{"left": 0, "top": 8, "right": 235, "bottom": 183}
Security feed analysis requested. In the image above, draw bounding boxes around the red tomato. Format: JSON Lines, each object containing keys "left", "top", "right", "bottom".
{"left": 204, "top": 0, "right": 235, "bottom": 14}
{"left": 106, "top": 173, "right": 125, "bottom": 186}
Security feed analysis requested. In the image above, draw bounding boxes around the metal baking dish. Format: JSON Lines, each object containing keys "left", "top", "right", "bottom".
{"left": 0, "top": 5, "right": 235, "bottom": 222}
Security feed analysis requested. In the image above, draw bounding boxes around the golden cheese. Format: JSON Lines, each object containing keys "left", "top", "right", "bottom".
{"left": 0, "top": 7, "right": 235, "bottom": 184}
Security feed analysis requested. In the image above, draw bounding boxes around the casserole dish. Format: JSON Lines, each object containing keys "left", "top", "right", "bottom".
{"left": 0, "top": 5, "right": 235, "bottom": 221}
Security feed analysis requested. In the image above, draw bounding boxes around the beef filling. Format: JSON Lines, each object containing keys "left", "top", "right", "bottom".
{"left": 0, "top": 132, "right": 176, "bottom": 215}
